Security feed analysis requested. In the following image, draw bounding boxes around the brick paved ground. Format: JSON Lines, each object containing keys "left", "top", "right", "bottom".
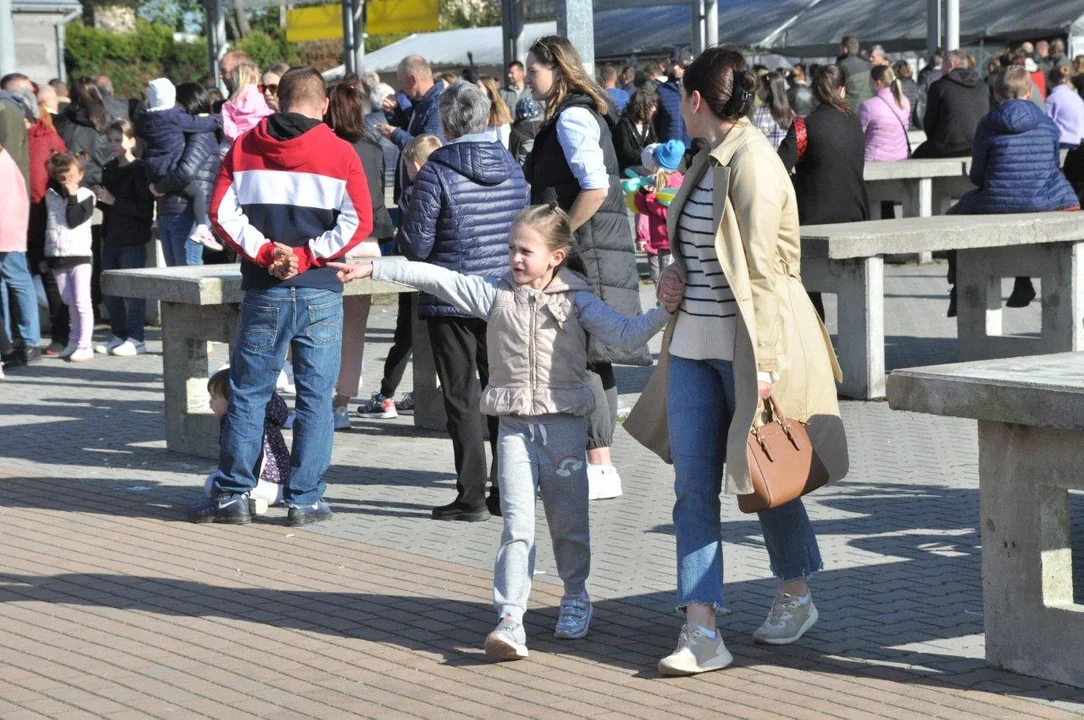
{"left": 0, "top": 261, "right": 1082, "bottom": 718}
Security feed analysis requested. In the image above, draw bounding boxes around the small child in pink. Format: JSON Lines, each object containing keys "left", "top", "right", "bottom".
{"left": 44, "top": 152, "right": 96, "bottom": 363}
{"left": 633, "top": 139, "right": 686, "bottom": 287}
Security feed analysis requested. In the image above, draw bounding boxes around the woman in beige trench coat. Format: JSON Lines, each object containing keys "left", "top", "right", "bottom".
{"left": 624, "top": 47, "right": 849, "bottom": 677}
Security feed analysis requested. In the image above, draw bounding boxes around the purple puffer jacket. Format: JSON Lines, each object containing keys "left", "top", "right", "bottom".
{"left": 859, "top": 88, "right": 911, "bottom": 161}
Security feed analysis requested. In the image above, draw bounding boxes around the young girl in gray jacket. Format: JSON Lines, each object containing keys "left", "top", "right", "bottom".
{"left": 331, "top": 203, "right": 683, "bottom": 661}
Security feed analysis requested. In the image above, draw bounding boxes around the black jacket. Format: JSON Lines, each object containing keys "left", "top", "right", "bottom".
{"left": 351, "top": 137, "right": 395, "bottom": 241}
{"left": 101, "top": 159, "right": 155, "bottom": 247}
{"left": 55, "top": 105, "right": 113, "bottom": 185}
{"left": 509, "top": 118, "right": 542, "bottom": 166}
{"left": 524, "top": 92, "right": 648, "bottom": 366}
{"left": 917, "top": 68, "right": 992, "bottom": 158}
{"left": 102, "top": 93, "right": 131, "bottom": 123}
{"left": 779, "top": 103, "right": 870, "bottom": 225}
{"left": 613, "top": 114, "right": 657, "bottom": 172}
{"left": 898, "top": 77, "right": 921, "bottom": 129}
{"left": 154, "top": 125, "right": 220, "bottom": 217}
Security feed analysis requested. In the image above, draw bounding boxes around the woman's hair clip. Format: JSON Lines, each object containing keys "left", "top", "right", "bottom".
{"left": 547, "top": 200, "right": 559, "bottom": 211}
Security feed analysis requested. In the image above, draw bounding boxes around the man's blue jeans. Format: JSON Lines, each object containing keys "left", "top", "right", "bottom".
{"left": 214, "top": 287, "right": 343, "bottom": 508}
{"left": 158, "top": 211, "right": 202, "bottom": 267}
{"left": 101, "top": 245, "right": 147, "bottom": 342}
{"left": 0, "top": 251, "right": 42, "bottom": 347}
{"left": 667, "top": 354, "right": 822, "bottom": 613}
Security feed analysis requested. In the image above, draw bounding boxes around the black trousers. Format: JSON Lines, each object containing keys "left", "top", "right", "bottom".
{"left": 427, "top": 315, "right": 498, "bottom": 509}
{"left": 380, "top": 292, "right": 413, "bottom": 398}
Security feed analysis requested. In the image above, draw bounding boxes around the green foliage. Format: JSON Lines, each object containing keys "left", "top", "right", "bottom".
{"left": 366, "top": 33, "right": 411, "bottom": 53}
{"left": 236, "top": 29, "right": 301, "bottom": 71}
{"left": 65, "top": 21, "right": 208, "bottom": 96}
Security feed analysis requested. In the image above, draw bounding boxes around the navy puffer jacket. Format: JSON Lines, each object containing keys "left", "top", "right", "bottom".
{"left": 398, "top": 135, "right": 530, "bottom": 318}
{"left": 154, "top": 127, "right": 220, "bottom": 217}
{"left": 954, "top": 99, "right": 1079, "bottom": 215}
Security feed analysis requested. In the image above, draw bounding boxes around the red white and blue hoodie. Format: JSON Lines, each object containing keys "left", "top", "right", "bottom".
{"left": 210, "top": 113, "right": 374, "bottom": 291}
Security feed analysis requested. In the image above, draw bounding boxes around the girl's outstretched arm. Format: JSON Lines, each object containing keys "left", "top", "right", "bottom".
{"left": 328, "top": 260, "right": 498, "bottom": 320}
{"left": 572, "top": 292, "right": 672, "bottom": 350}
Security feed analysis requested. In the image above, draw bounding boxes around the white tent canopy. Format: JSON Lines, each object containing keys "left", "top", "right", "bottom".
{"left": 325, "top": 21, "right": 557, "bottom": 77}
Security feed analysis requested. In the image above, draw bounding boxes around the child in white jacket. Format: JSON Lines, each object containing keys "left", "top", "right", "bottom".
{"left": 330, "top": 203, "right": 685, "bottom": 661}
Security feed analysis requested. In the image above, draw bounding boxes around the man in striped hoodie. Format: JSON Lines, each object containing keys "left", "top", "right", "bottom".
{"left": 188, "top": 67, "right": 373, "bottom": 526}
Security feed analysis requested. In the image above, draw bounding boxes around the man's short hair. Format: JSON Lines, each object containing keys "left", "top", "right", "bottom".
{"left": 399, "top": 55, "right": 433, "bottom": 81}
{"left": 49, "top": 78, "right": 68, "bottom": 96}
{"left": 996, "top": 66, "right": 1033, "bottom": 100}
{"left": 0, "top": 73, "right": 29, "bottom": 90}
{"left": 278, "top": 66, "right": 326, "bottom": 112}
{"left": 842, "top": 35, "right": 859, "bottom": 54}
{"left": 945, "top": 49, "right": 969, "bottom": 69}
{"left": 508, "top": 60, "right": 524, "bottom": 72}
{"left": 600, "top": 65, "right": 618, "bottom": 83}
{"left": 95, "top": 75, "right": 114, "bottom": 94}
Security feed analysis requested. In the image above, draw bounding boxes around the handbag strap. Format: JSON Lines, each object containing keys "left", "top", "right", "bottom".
{"left": 876, "top": 94, "right": 912, "bottom": 156}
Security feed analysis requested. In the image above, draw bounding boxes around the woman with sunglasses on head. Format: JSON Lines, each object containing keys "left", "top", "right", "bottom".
{"left": 261, "top": 63, "right": 289, "bottom": 112}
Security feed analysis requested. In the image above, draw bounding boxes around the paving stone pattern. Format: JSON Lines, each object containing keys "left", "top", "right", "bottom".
{"left": 0, "top": 262, "right": 1082, "bottom": 718}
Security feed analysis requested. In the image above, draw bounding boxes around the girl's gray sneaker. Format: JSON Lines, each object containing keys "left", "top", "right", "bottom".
{"left": 554, "top": 595, "right": 592, "bottom": 639}
{"left": 484, "top": 618, "right": 528, "bottom": 660}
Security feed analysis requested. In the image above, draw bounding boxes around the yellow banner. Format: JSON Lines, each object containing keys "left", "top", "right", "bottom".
{"left": 286, "top": 1, "right": 439, "bottom": 43}
{"left": 369, "top": 0, "right": 439, "bottom": 35}
{"left": 286, "top": 4, "right": 342, "bottom": 43}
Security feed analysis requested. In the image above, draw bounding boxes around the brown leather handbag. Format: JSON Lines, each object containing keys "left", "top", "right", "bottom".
{"left": 738, "top": 397, "right": 828, "bottom": 513}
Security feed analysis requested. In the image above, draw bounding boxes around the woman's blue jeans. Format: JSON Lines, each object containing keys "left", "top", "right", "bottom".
{"left": 158, "top": 211, "right": 202, "bottom": 267}
{"left": 667, "top": 354, "right": 822, "bottom": 612}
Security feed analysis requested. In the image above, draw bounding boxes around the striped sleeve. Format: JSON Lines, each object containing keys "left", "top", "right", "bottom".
{"left": 209, "top": 146, "right": 275, "bottom": 267}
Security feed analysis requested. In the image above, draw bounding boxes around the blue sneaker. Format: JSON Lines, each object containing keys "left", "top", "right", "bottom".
{"left": 287, "top": 500, "right": 333, "bottom": 527}
{"left": 187, "top": 493, "right": 251, "bottom": 524}
{"left": 554, "top": 594, "right": 592, "bottom": 639}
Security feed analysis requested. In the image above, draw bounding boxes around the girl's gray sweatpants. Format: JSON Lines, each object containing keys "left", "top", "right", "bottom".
{"left": 493, "top": 414, "right": 591, "bottom": 621}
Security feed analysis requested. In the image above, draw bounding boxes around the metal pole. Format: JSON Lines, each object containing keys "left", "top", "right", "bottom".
{"left": 926, "top": 0, "right": 941, "bottom": 56}
{"left": 501, "top": 0, "right": 514, "bottom": 72}
{"left": 704, "top": 0, "right": 717, "bottom": 48}
{"left": 342, "top": 0, "right": 356, "bottom": 75}
{"left": 511, "top": 0, "right": 524, "bottom": 62}
{"left": 944, "top": 0, "right": 959, "bottom": 51}
{"left": 556, "top": 0, "right": 594, "bottom": 74}
{"left": 0, "top": 0, "right": 16, "bottom": 77}
{"left": 354, "top": 0, "right": 365, "bottom": 71}
{"left": 207, "top": 0, "right": 227, "bottom": 91}
{"left": 690, "top": 0, "right": 703, "bottom": 54}
{"left": 55, "top": 9, "right": 81, "bottom": 83}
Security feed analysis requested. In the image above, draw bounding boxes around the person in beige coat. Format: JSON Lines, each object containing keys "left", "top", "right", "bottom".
{"left": 623, "top": 47, "right": 850, "bottom": 677}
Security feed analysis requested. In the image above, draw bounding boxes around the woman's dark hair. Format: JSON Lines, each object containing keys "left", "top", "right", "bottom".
{"left": 681, "top": 46, "right": 755, "bottom": 121}
{"left": 70, "top": 76, "right": 110, "bottom": 132}
{"left": 761, "top": 69, "right": 794, "bottom": 128}
{"left": 625, "top": 88, "right": 658, "bottom": 123}
{"left": 325, "top": 81, "right": 369, "bottom": 144}
{"left": 812, "top": 64, "right": 852, "bottom": 115}
{"left": 176, "top": 82, "right": 212, "bottom": 116}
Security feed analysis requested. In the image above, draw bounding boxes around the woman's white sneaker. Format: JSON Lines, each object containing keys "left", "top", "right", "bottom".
{"left": 68, "top": 347, "right": 94, "bottom": 363}
{"left": 753, "top": 591, "right": 819, "bottom": 645}
{"left": 658, "top": 624, "right": 733, "bottom": 676}
{"left": 587, "top": 464, "right": 622, "bottom": 500}
{"left": 110, "top": 339, "right": 146, "bottom": 356}
{"left": 95, "top": 335, "right": 125, "bottom": 354}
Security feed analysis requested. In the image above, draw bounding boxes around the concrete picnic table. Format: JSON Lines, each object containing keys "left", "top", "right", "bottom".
{"left": 887, "top": 352, "right": 1084, "bottom": 689}
{"left": 101, "top": 265, "right": 444, "bottom": 459}
{"left": 801, "top": 212, "right": 1084, "bottom": 399}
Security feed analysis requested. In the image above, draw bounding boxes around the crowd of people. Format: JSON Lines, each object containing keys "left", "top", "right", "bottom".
{"left": 1, "top": 28, "right": 1082, "bottom": 675}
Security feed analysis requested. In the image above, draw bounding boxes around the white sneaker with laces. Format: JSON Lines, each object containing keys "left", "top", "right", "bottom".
{"left": 753, "top": 591, "right": 819, "bottom": 645}
{"left": 95, "top": 335, "right": 125, "bottom": 355}
{"left": 69, "top": 347, "right": 94, "bottom": 363}
{"left": 333, "top": 406, "right": 351, "bottom": 430}
{"left": 276, "top": 369, "right": 296, "bottom": 395}
{"left": 658, "top": 624, "right": 733, "bottom": 676}
{"left": 110, "top": 339, "right": 146, "bottom": 356}
{"left": 587, "top": 464, "right": 622, "bottom": 500}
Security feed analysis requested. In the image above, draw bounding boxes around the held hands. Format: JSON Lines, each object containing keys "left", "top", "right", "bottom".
{"left": 656, "top": 265, "right": 686, "bottom": 313}
{"left": 326, "top": 261, "right": 373, "bottom": 283}
{"left": 267, "top": 243, "right": 299, "bottom": 280}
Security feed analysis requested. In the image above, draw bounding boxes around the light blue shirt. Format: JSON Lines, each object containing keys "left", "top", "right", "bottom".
{"left": 556, "top": 106, "right": 610, "bottom": 191}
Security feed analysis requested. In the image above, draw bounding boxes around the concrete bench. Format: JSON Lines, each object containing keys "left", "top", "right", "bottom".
{"left": 886, "top": 353, "right": 1084, "bottom": 689}
{"left": 801, "top": 212, "right": 1084, "bottom": 399}
{"left": 101, "top": 266, "right": 444, "bottom": 460}
{"left": 864, "top": 158, "right": 971, "bottom": 220}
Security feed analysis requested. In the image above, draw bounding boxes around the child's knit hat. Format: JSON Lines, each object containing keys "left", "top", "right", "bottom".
{"left": 515, "top": 97, "right": 542, "bottom": 122}
{"left": 147, "top": 78, "right": 176, "bottom": 112}
{"left": 653, "top": 139, "right": 686, "bottom": 171}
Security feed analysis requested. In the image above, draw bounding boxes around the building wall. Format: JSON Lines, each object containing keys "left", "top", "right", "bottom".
{"left": 14, "top": 11, "right": 65, "bottom": 84}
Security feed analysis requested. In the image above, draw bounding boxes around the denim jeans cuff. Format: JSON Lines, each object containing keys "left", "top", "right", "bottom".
{"left": 676, "top": 600, "right": 726, "bottom": 615}
{"left": 496, "top": 605, "right": 525, "bottom": 622}
{"left": 770, "top": 560, "right": 823, "bottom": 583}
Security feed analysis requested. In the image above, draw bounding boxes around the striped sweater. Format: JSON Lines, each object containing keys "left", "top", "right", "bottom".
{"left": 670, "top": 170, "right": 737, "bottom": 361}
{"left": 210, "top": 114, "right": 374, "bottom": 291}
